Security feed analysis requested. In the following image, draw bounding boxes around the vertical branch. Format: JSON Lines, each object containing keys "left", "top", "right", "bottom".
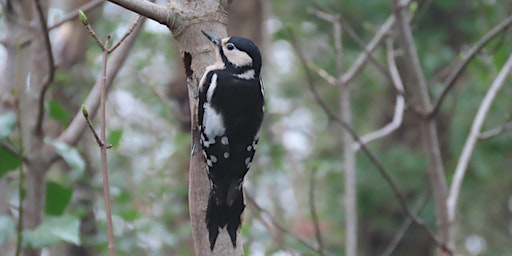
{"left": 334, "top": 17, "right": 357, "bottom": 256}
{"left": 447, "top": 54, "right": 512, "bottom": 223}
{"left": 33, "top": 0, "right": 55, "bottom": 137}
{"left": 391, "top": 0, "right": 450, "bottom": 253}
{"left": 99, "top": 35, "right": 116, "bottom": 256}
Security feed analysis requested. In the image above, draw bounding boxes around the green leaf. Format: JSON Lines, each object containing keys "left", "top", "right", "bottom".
{"left": 0, "top": 215, "right": 15, "bottom": 246}
{"left": 47, "top": 100, "right": 69, "bottom": 126}
{"left": 0, "top": 146, "right": 22, "bottom": 179}
{"left": 45, "top": 181, "right": 73, "bottom": 216}
{"left": 23, "top": 215, "right": 80, "bottom": 248}
{"left": 108, "top": 129, "right": 123, "bottom": 147}
{"left": 53, "top": 142, "right": 85, "bottom": 174}
{"left": 0, "top": 111, "right": 16, "bottom": 140}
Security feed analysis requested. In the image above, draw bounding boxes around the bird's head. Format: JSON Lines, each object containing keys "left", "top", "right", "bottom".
{"left": 202, "top": 30, "right": 262, "bottom": 77}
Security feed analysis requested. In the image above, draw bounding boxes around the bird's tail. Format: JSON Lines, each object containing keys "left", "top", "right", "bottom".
{"left": 206, "top": 182, "right": 245, "bottom": 250}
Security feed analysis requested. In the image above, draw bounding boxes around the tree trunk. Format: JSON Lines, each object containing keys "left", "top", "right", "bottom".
{"left": 166, "top": 1, "right": 244, "bottom": 255}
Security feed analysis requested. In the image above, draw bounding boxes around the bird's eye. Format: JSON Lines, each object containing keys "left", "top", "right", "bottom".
{"left": 226, "top": 43, "right": 235, "bottom": 51}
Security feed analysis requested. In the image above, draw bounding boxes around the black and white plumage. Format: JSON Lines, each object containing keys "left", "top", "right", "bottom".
{"left": 198, "top": 30, "right": 264, "bottom": 250}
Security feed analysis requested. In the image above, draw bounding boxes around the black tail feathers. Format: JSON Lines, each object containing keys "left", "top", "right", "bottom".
{"left": 206, "top": 186, "right": 245, "bottom": 250}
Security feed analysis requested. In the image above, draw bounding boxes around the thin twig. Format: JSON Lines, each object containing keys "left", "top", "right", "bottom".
{"left": 99, "top": 35, "right": 116, "bottom": 256}
{"left": 84, "top": 23, "right": 106, "bottom": 50}
{"left": 81, "top": 105, "right": 104, "bottom": 147}
{"left": 342, "top": 15, "right": 397, "bottom": 84}
{"left": 479, "top": 120, "right": 512, "bottom": 140}
{"left": 1, "top": 142, "right": 25, "bottom": 162}
{"left": 288, "top": 27, "right": 447, "bottom": 253}
{"left": 340, "top": 19, "right": 392, "bottom": 82}
{"left": 49, "top": 0, "right": 105, "bottom": 30}
{"left": 56, "top": 17, "right": 145, "bottom": 150}
{"left": 447, "top": 53, "right": 512, "bottom": 223}
{"left": 34, "top": 0, "right": 56, "bottom": 136}
{"left": 307, "top": 61, "right": 336, "bottom": 85}
{"left": 18, "top": 0, "right": 106, "bottom": 49}
{"left": 307, "top": 7, "right": 396, "bottom": 85}
{"left": 309, "top": 169, "right": 324, "bottom": 255}
{"left": 429, "top": 14, "right": 512, "bottom": 118}
{"left": 381, "top": 190, "right": 431, "bottom": 256}
{"left": 352, "top": 38, "right": 405, "bottom": 151}
{"left": 80, "top": 13, "right": 116, "bottom": 254}
{"left": 245, "top": 192, "right": 331, "bottom": 256}
{"left": 108, "top": 15, "right": 142, "bottom": 53}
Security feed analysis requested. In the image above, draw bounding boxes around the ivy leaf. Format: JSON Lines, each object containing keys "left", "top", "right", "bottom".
{"left": 53, "top": 142, "right": 85, "bottom": 173}
{"left": 0, "top": 146, "right": 22, "bottom": 179}
{"left": 47, "top": 100, "right": 69, "bottom": 126}
{"left": 108, "top": 129, "right": 123, "bottom": 147}
{"left": 45, "top": 181, "right": 73, "bottom": 216}
{"left": 23, "top": 215, "right": 80, "bottom": 248}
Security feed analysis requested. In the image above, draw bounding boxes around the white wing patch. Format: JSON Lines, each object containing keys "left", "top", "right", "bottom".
{"left": 206, "top": 74, "right": 218, "bottom": 101}
{"left": 202, "top": 102, "right": 225, "bottom": 147}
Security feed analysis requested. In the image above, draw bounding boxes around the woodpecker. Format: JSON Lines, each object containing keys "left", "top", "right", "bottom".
{"left": 198, "top": 30, "right": 264, "bottom": 250}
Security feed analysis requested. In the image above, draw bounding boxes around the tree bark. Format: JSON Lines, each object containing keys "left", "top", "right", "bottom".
{"left": 164, "top": 1, "right": 243, "bottom": 255}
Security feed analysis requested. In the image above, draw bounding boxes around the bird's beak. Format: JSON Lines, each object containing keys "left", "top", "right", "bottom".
{"left": 201, "top": 30, "right": 221, "bottom": 47}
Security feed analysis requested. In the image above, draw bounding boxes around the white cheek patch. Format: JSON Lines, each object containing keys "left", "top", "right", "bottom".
{"left": 225, "top": 50, "right": 252, "bottom": 67}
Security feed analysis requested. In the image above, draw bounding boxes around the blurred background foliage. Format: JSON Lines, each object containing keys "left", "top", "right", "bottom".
{"left": 1, "top": 0, "right": 512, "bottom": 255}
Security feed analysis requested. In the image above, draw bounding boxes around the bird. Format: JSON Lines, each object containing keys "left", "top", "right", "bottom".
{"left": 198, "top": 30, "right": 264, "bottom": 250}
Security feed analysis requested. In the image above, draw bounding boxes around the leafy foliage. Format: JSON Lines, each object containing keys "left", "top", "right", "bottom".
{"left": 22, "top": 215, "right": 80, "bottom": 248}
{"left": 45, "top": 181, "right": 73, "bottom": 216}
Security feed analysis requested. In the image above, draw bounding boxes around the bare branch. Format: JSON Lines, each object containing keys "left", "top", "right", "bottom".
{"left": 245, "top": 192, "right": 331, "bottom": 256}
{"left": 81, "top": 105, "right": 104, "bottom": 147}
{"left": 340, "top": 19, "right": 392, "bottom": 83}
{"left": 34, "top": 0, "right": 56, "bottom": 136}
{"left": 479, "top": 119, "right": 512, "bottom": 140}
{"left": 48, "top": 0, "right": 105, "bottom": 30}
{"left": 381, "top": 191, "right": 431, "bottom": 256}
{"left": 392, "top": 0, "right": 451, "bottom": 252}
{"left": 83, "top": 20, "right": 106, "bottom": 50}
{"left": 18, "top": 0, "right": 106, "bottom": 49}
{"left": 98, "top": 34, "right": 116, "bottom": 256}
{"left": 107, "top": 0, "right": 170, "bottom": 25}
{"left": 308, "top": 169, "right": 324, "bottom": 254}
{"left": 352, "top": 38, "right": 405, "bottom": 151}
{"left": 55, "top": 17, "right": 145, "bottom": 148}
{"left": 288, "top": 27, "right": 444, "bottom": 252}
{"left": 108, "top": 16, "right": 142, "bottom": 53}
{"left": 342, "top": 15, "right": 396, "bottom": 84}
{"left": 429, "top": 14, "right": 512, "bottom": 118}
{"left": 307, "top": 61, "right": 336, "bottom": 85}
{"left": 447, "top": 53, "right": 512, "bottom": 223}
{"left": 309, "top": 8, "right": 338, "bottom": 23}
